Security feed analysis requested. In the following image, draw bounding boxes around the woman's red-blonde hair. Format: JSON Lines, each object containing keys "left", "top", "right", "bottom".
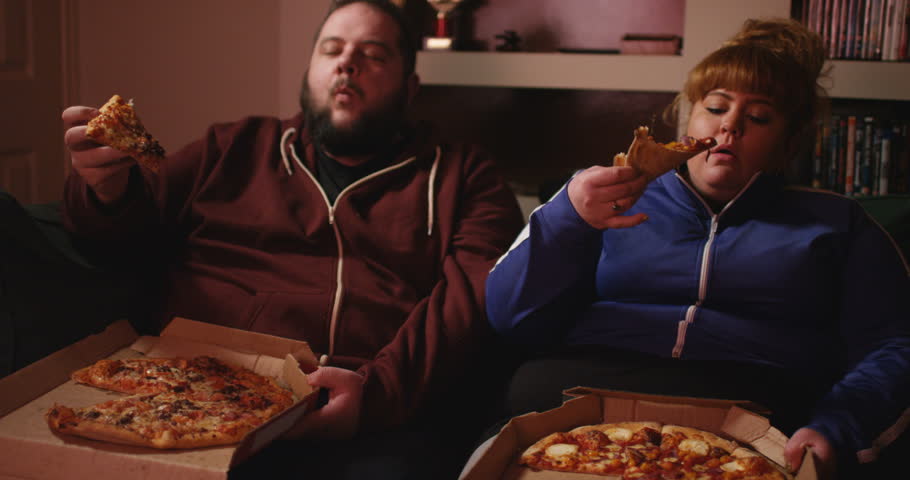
{"left": 669, "top": 18, "right": 830, "bottom": 161}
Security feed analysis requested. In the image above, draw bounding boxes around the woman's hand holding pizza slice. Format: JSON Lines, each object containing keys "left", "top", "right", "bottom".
{"left": 568, "top": 126, "right": 714, "bottom": 231}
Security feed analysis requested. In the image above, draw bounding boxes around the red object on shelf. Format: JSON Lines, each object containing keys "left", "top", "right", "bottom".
{"left": 436, "top": 17, "right": 448, "bottom": 37}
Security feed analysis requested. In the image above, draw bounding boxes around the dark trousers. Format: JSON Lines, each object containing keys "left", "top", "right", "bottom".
{"left": 502, "top": 346, "right": 829, "bottom": 436}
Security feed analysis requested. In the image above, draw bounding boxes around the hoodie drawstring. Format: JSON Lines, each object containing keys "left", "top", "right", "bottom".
{"left": 280, "top": 128, "right": 295, "bottom": 175}
{"left": 427, "top": 146, "right": 441, "bottom": 237}
{"left": 279, "top": 127, "right": 439, "bottom": 237}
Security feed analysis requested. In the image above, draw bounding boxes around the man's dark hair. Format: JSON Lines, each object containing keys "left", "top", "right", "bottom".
{"left": 314, "top": 0, "right": 418, "bottom": 76}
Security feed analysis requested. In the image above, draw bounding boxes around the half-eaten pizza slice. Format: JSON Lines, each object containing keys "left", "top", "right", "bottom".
{"left": 613, "top": 126, "right": 715, "bottom": 179}
{"left": 86, "top": 94, "right": 166, "bottom": 173}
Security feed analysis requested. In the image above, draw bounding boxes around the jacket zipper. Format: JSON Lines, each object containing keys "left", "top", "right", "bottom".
{"left": 295, "top": 155, "right": 419, "bottom": 360}
{"left": 673, "top": 217, "right": 718, "bottom": 357}
{"left": 670, "top": 171, "right": 762, "bottom": 358}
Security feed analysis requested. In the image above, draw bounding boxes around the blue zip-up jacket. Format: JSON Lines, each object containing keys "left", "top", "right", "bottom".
{"left": 487, "top": 169, "right": 910, "bottom": 460}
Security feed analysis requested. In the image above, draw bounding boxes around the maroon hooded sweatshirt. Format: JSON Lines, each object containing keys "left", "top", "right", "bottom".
{"left": 62, "top": 112, "right": 524, "bottom": 431}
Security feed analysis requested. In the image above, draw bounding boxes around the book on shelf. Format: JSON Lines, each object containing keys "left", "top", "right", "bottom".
{"left": 809, "top": 113, "right": 909, "bottom": 196}
{"left": 881, "top": 128, "right": 892, "bottom": 194}
{"left": 854, "top": 120, "right": 865, "bottom": 193}
{"left": 845, "top": 116, "right": 857, "bottom": 195}
{"left": 861, "top": 117, "right": 875, "bottom": 195}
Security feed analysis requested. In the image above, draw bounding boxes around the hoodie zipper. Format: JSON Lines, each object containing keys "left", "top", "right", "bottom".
{"left": 288, "top": 141, "right": 418, "bottom": 360}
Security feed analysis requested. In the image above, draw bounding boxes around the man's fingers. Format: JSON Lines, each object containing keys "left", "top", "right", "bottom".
{"left": 285, "top": 397, "right": 332, "bottom": 439}
{"left": 70, "top": 147, "right": 133, "bottom": 169}
{"left": 64, "top": 125, "right": 102, "bottom": 152}
{"left": 783, "top": 442, "right": 806, "bottom": 472}
{"left": 62, "top": 106, "right": 99, "bottom": 129}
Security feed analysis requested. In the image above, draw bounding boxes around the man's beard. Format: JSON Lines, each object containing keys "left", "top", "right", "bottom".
{"left": 300, "top": 78, "right": 408, "bottom": 157}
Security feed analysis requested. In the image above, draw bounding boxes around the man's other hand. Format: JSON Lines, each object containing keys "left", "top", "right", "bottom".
{"left": 283, "top": 366, "right": 364, "bottom": 441}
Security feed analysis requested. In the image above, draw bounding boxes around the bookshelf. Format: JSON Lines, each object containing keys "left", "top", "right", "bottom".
{"left": 415, "top": 0, "right": 910, "bottom": 101}
{"left": 412, "top": 0, "right": 908, "bottom": 216}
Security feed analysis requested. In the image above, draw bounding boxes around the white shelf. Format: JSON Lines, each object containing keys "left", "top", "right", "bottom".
{"left": 416, "top": 51, "right": 685, "bottom": 92}
{"left": 827, "top": 61, "right": 910, "bottom": 101}
{"left": 415, "top": 0, "right": 910, "bottom": 102}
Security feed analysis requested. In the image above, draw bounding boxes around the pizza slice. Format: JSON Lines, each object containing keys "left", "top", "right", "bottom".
{"left": 85, "top": 94, "right": 166, "bottom": 172}
{"left": 613, "top": 126, "right": 715, "bottom": 179}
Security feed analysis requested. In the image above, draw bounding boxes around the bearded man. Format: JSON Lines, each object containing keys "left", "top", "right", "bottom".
{"left": 59, "top": 1, "right": 523, "bottom": 477}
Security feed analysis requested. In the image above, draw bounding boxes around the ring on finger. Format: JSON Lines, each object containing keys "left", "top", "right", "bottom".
{"left": 611, "top": 201, "right": 622, "bottom": 211}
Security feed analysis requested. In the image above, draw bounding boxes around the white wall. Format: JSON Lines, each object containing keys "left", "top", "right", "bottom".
{"left": 76, "top": 0, "right": 331, "bottom": 154}
{"left": 278, "top": 0, "right": 332, "bottom": 119}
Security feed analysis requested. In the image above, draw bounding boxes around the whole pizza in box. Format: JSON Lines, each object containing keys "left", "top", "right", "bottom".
{"left": 520, "top": 421, "right": 790, "bottom": 479}
{"left": 46, "top": 355, "right": 296, "bottom": 449}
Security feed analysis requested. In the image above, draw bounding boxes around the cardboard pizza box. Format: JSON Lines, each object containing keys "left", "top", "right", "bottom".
{"left": 460, "top": 387, "right": 818, "bottom": 480}
{"left": 0, "top": 317, "right": 321, "bottom": 480}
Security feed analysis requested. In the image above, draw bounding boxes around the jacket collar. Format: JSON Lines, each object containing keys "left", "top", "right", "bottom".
{"left": 659, "top": 168, "right": 787, "bottom": 220}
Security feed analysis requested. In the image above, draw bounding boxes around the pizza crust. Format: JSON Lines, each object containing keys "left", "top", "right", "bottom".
{"left": 48, "top": 412, "right": 246, "bottom": 449}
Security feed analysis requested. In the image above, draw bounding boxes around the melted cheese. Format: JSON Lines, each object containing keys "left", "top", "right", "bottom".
{"left": 678, "top": 438, "right": 710, "bottom": 456}
{"left": 605, "top": 427, "right": 632, "bottom": 443}
{"left": 545, "top": 443, "right": 579, "bottom": 457}
{"left": 721, "top": 460, "right": 746, "bottom": 472}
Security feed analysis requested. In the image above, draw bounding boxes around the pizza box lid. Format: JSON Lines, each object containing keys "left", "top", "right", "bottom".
{"left": 0, "top": 318, "right": 321, "bottom": 480}
{"left": 459, "top": 386, "right": 817, "bottom": 480}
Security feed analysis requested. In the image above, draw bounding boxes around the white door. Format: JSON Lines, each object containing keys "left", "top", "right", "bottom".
{"left": 0, "top": 0, "right": 70, "bottom": 204}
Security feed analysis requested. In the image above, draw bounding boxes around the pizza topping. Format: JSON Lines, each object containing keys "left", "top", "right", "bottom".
{"left": 662, "top": 135, "right": 717, "bottom": 153}
{"left": 679, "top": 438, "right": 710, "bottom": 456}
{"left": 545, "top": 443, "right": 579, "bottom": 457}
{"left": 605, "top": 427, "right": 633, "bottom": 443}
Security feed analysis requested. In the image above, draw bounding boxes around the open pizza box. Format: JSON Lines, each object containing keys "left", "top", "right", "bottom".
{"left": 460, "top": 387, "right": 818, "bottom": 480}
{"left": 0, "top": 317, "right": 321, "bottom": 480}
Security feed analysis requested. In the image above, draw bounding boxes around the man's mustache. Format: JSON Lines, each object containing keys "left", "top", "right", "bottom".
{"left": 331, "top": 78, "right": 364, "bottom": 97}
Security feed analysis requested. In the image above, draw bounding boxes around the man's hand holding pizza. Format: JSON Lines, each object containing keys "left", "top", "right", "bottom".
{"left": 62, "top": 106, "right": 134, "bottom": 205}
{"left": 63, "top": 95, "right": 166, "bottom": 205}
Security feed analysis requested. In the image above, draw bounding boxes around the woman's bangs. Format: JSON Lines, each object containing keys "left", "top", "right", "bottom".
{"left": 686, "top": 47, "right": 793, "bottom": 109}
